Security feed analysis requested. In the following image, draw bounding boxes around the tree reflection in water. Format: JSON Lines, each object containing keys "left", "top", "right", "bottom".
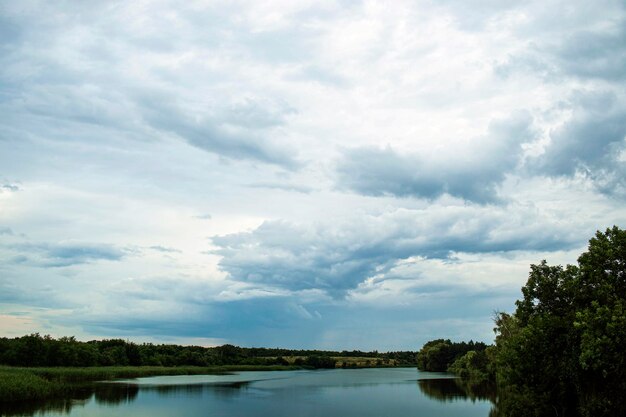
{"left": 418, "top": 378, "right": 562, "bottom": 417}
{"left": 145, "top": 381, "right": 251, "bottom": 399}
{"left": 0, "top": 389, "right": 91, "bottom": 416}
{"left": 94, "top": 383, "right": 139, "bottom": 405}
{"left": 2, "top": 376, "right": 495, "bottom": 417}
{"left": 418, "top": 378, "right": 497, "bottom": 403}
{"left": 0, "top": 380, "right": 253, "bottom": 416}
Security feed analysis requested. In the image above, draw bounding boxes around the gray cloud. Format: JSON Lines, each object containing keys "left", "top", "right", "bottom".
{"left": 552, "top": 26, "right": 626, "bottom": 82}
{"left": 0, "top": 279, "right": 70, "bottom": 309}
{"left": 494, "top": 3, "right": 626, "bottom": 83}
{"left": 336, "top": 112, "right": 534, "bottom": 203}
{"left": 62, "top": 295, "right": 323, "bottom": 347}
{"left": 142, "top": 100, "right": 300, "bottom": 169}
{"left": 435, "top": 0, "right": 520, "bottom": 31}
{"left": 246, "top": 181, "right": 314, "bottom": 194}
{"left": 1, "top": 184, "right": 19, "bottom": 192}
{"left": 0, "top": 227, "right": 13, "bottom": 235}
{"left": 149, "top": 245, "right": 182, "bottom": 254}
{"left": 531, "top": 91, "right": 626, "bottom": 196}
{"left": 7, "top": 241, "right": 127, "bottom": 268}
{"left": 219, "top": 97, "right": 297, "bottom": 129}
{"left": 0, "top": 3, "right": 302, "bottom": 170}
{"left": 211, "top": 205, "right": 581, "bottom": 296}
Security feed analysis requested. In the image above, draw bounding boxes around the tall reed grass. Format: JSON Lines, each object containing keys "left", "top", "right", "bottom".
{"left": 0, "top": 365, "right": 294, "bottom": 402}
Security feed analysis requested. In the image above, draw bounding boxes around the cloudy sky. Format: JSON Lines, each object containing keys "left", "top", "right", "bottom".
{"left": 1, "top": 0, "right": 625, "bottom": 350}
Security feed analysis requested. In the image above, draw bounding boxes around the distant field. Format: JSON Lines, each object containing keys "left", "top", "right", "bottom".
{"left": 333, "top": 357, "right": 397, "bottom": 367}
{"left": 271, "top": 356, "right": 397, "bottom": 367}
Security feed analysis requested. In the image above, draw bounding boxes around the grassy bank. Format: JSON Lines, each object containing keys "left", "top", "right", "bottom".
{"left": 0, "top": 365, "right": 295, "bottom": 402}
{"left": 0, "top": 359, "right": 400, "bottom": 403}
{"left": 0, "top": 369, "right": 58, "bottom": 402}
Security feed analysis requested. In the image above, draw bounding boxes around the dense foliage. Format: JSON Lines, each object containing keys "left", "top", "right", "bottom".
{"left": 416, "top": 339, "right": 487, "bottom": 372}
{"left": 447, "top": 348, "right": 494, "bottom": 381}
{"left": 0, "top": 335, "right": 417, "bottom": 369}
{"left": 492, "top": 226, "right": 626, "bottom": 416}
{"left": 418, "top": 226, "right": 626, "bottom": 416}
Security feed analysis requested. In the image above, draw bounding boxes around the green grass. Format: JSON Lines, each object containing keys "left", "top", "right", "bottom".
{"left": 26, "top": 365, "right": 295, "bottom": 382}
{"left": 0, "top": 369, "right": 58, "bottom": 402}
{"left": 0, "top": 365, "right": 295, "bottom": 403}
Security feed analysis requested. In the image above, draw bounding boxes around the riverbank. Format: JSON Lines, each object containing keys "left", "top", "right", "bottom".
{"left": 0, "top": 365, "right": 296, "bottom": 402}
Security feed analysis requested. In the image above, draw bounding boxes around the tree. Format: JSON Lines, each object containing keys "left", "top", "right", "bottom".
{"left": 573, "top": 226, "right": 626, "bottom": 415}
{"left": 417, "top": 339, "right": 487, "bottom": 372}
{"left": 447, "top": 349, "right": 492, "bottom": 381}
{"left": 493, "top": 226, "right": 626, "bottom": 416}
{"left": 304, "top": 355, "right": 336, "bottom": 369}
{"left": 416, "top": 339, "right": 454, "bottom": 371}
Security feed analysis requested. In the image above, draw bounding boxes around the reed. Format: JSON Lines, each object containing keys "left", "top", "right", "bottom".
{"left": 0, "top": 365, "right": 295, "bottom": 403}
{"left": 0, "top": 369, "right": 59, "bottom": 402}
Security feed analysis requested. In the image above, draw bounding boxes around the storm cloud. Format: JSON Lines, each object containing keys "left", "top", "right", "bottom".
{"left": 531, "top": 91, "right": 626, "bottom": 196}
{"left": 336, "top": 112, "right": 534, "bottom": 203}
{"left": 5, "top": 241, "right": 128, "bottom": 268}
{"left": 212, "top": 204, "right": 582, "bottom": 296}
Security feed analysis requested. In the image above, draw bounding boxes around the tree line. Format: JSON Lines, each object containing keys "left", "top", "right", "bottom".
{"left": 0, "top": 335, "right": 418, "bottom": 369}
{"left": 417, "top": 226, "right": 626, "bottom": 416}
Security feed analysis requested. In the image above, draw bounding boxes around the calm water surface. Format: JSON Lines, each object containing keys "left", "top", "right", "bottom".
{"left": 4, "top": 368, "right": 495, "bottom": 416}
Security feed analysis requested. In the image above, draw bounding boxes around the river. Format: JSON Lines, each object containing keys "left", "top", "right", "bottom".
{"left": 1, "top": 368, "right": 496, "bottom": 416}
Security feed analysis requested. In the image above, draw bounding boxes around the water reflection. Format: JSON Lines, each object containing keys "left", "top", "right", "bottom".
{"left": 94, "top": 383, "right": 139, "bottom": 405}
{"left": 0, "top": 390, "right": 91, "bottom": 416}
{"left": 418, "top": 378, "right": 497, "bottom": 403}
{"left": 0, "top": 370, "right": 496, "bottom": 417}
{"left": 143, "top": 380, "right": 252, "bottom": 398}
{"left": 0, "top": 380, "right": 255, "bottom": 416}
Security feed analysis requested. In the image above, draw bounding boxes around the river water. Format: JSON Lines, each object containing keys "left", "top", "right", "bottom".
{"left": 2, "top": 368, "right": 496, "bottom": 416}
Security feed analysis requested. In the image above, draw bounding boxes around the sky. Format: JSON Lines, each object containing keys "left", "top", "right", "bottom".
{"left": 0, "top": 0, "right": 625, "bottom": 351}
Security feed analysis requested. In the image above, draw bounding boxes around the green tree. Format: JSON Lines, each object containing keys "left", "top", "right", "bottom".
{"left": 573, "top": 227, "right": 626, "bottom": 415}
{"left": 417, "top": 339, "right": 487, "bottom": 372}
{"left": 416, "top": 339, "right": 454, "bottom": 371}
{"left": 493, "top": 226, "right": 626, "bottom": 417}
{"left": 304, "top": 355, "right": 336, "bottom": 369}
{"left": 447, "top": 349, "right": 492, "bottom": 381}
